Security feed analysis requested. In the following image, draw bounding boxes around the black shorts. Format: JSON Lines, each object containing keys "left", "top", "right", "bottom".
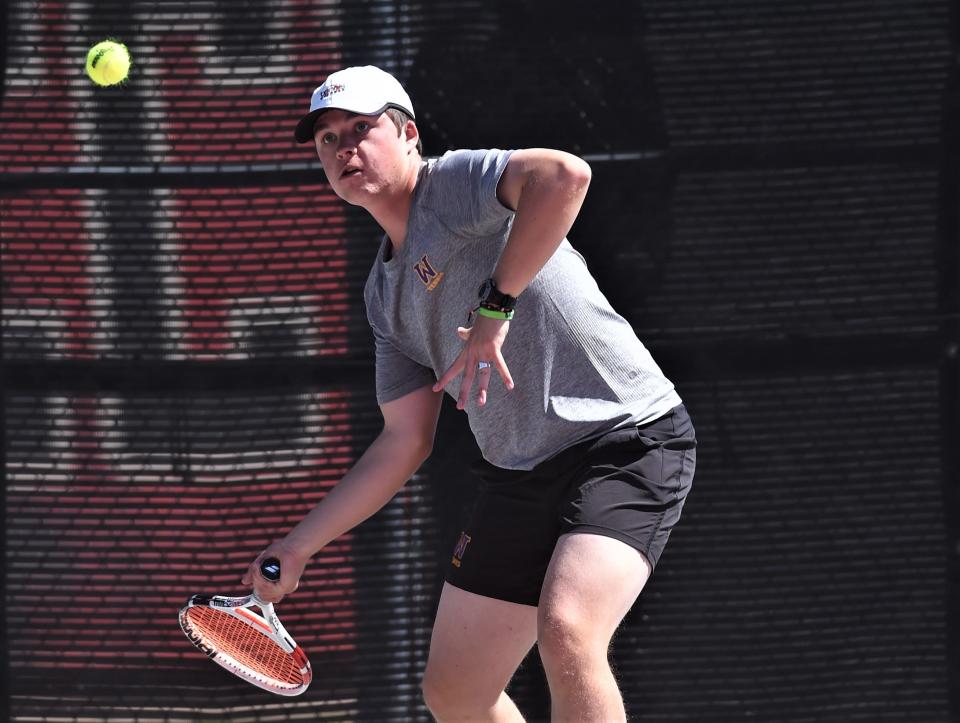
{"left": 445, "top": 404, "right": 696, "bottom": 607}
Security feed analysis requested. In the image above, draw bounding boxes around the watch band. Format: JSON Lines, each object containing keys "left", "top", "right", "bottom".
{"left": 477, "top": 277, "right": 517, "bottom": 312}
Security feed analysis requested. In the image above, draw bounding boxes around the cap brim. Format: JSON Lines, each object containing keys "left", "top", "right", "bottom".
{"left": 294, "top": 109, "right": 326, "bottom": 144}
{"left": 294, "top": 102, "right": 415, "bottom": 144}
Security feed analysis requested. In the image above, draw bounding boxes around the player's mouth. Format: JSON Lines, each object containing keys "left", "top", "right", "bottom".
{"left": 340, "top": 167, "right": 362, "bottom": 179}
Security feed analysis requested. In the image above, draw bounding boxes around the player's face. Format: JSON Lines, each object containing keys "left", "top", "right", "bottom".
{"left": 312, "top": 110, "right": 414, "bottom": 205}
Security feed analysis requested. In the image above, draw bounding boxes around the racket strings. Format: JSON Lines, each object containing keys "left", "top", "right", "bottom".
{"left": 185, "top": 606, "right": 304, "bottom": 685}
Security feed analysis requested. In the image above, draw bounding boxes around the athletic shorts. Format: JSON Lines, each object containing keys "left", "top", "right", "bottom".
{"left": 445, "top": 403, "right": 696, "bottom": 607}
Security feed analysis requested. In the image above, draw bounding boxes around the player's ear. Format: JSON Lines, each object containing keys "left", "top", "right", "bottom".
{"left": 404, "top": 119, "right": 419, "bottom": 150}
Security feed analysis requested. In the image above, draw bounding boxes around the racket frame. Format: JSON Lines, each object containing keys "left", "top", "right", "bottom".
{"left": 179, "top": 591, "right": 312, "bottom": 696}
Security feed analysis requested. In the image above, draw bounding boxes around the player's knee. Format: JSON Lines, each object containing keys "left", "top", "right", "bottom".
{"left": 421, "top": 667, "right": 484, "bottom": 719}
{"left": 422, "top": 666, "right": 507, "bottom": 719}
{"left": 537, "top": 602, "right": 607, "bottom": 670}
{"left": 420, "top": 672, "right": 449, "bottom": 718}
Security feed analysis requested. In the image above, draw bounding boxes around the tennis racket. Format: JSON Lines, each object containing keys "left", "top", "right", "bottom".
{"left": 178, "top": 557, "right": 312, "bottom": 696}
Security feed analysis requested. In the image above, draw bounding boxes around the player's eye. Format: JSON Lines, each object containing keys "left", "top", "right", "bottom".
{"left": 321, "top": 132, "right": 336, "bottom": 144}
{"left": 355, "top": 121, "right": 370, "bottom": 133}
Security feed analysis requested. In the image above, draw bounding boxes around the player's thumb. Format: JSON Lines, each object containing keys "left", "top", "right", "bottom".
{"left": 457, "top": 326, "right": 470, "bottom": 340}
{"left": 241, "top": 562, "right": 256, "bottom": 587}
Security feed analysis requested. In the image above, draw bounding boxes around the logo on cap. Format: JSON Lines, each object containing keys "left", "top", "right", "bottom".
{"left": 317, "top": 82, "right": 345, "bottom": 101}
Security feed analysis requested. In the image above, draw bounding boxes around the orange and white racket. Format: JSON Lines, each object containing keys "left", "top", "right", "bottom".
{"left": 179, "top": 558, "right": 312, "bottom": 696}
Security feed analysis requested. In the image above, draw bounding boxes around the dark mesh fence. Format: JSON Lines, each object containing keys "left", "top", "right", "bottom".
{"left": 2, "top": 0, "right": 957, "bottom": 721}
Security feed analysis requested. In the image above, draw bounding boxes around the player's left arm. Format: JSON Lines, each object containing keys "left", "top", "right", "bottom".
{"left": 433, "top": 149, "right": 591, "bottom": 408}
{"left": 492, "top": 148, "right": 592, "bottom": 297}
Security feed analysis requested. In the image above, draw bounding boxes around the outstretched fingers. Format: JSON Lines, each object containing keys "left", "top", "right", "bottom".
{"left": 432, "top": 319, "right": 514, "bottom": 408}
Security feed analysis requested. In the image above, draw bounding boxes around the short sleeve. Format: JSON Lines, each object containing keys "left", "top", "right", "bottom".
{"left": 424, "top": 149, "right": 515, "bottom": 237}
{"left": 372, "top": 323, "right": 437, "bottom": 406}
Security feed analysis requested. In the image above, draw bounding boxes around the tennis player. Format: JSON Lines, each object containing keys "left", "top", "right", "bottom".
{"left": 243, "top": 65, "right": 697, "bottom": 722}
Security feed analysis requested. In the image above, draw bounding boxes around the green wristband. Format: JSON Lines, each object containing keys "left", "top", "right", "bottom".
{"left": 475, "top": 306, "right": 515, "bottom": 321}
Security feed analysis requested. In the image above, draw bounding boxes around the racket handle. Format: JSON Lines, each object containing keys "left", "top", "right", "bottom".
{"left": 260, "top": 557, "right": 282, "bottom": 582}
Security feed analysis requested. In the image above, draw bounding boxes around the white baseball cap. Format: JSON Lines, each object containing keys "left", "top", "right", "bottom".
{"left": 294, "top": 65, "right": 416, "bottom": 144}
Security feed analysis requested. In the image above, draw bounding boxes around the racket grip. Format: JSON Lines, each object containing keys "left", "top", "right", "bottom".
{"left": 260, "top": 557, "right": 282, "bottom": 582}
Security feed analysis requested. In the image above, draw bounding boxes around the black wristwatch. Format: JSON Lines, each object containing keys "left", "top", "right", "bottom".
{"left": 477, "top": 277, "right": 517, "bottom": 312}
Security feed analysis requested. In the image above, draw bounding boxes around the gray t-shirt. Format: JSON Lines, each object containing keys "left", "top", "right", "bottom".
{"left": 364, "top": 148, "right": 681, "bottom": 470}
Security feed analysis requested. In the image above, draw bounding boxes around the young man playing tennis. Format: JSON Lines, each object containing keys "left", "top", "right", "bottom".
{"left": 243, "top": 65, "right": 696, "bottom": 721}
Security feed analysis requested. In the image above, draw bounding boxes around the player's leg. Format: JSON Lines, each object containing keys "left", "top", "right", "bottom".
{"left": 422, "top": 582, "right": 538, "bottom": 722}
{"left": 536, "top": 532, "right": 651, "bottom": 721}
{"left": 424, "top": 451, "right": 564, "bottom": 721}
{"left": 538, "top": 404, "right": 697, "bottom": 720}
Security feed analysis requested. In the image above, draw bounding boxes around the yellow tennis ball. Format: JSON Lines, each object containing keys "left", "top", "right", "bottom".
{"left": 85, "top": 40, "right": 131, "bottom": 86}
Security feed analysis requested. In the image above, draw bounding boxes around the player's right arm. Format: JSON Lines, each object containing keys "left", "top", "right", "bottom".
{"left": 243, "top": 383, "right": 444, "bottom": 602}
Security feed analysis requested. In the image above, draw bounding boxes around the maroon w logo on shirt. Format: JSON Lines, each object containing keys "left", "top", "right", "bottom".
{"left": 413, "top": 255, "right": 444, "bottom": 291}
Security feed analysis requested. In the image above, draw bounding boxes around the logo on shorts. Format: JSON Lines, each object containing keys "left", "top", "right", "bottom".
{"left": 413, "top": 255, "right": 444, "bottom": 291}
{"left": 451, "top": 531, "right": 472, "bottom": 568}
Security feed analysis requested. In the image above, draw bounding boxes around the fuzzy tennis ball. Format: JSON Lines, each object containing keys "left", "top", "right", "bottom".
{"left": 85, "top": 40, "right": 130, "bottom": 86}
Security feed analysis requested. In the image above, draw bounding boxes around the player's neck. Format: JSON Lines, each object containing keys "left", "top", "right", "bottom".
{"left": 366, "top": 156, "right": 421, "bottom": 254}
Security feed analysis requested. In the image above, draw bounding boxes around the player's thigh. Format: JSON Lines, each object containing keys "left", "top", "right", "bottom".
{"left": 424, "top": 582, "right": 538, "bottom": 696}
{"left": 538, "top": 532, "right": 651, "bottom": 653}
